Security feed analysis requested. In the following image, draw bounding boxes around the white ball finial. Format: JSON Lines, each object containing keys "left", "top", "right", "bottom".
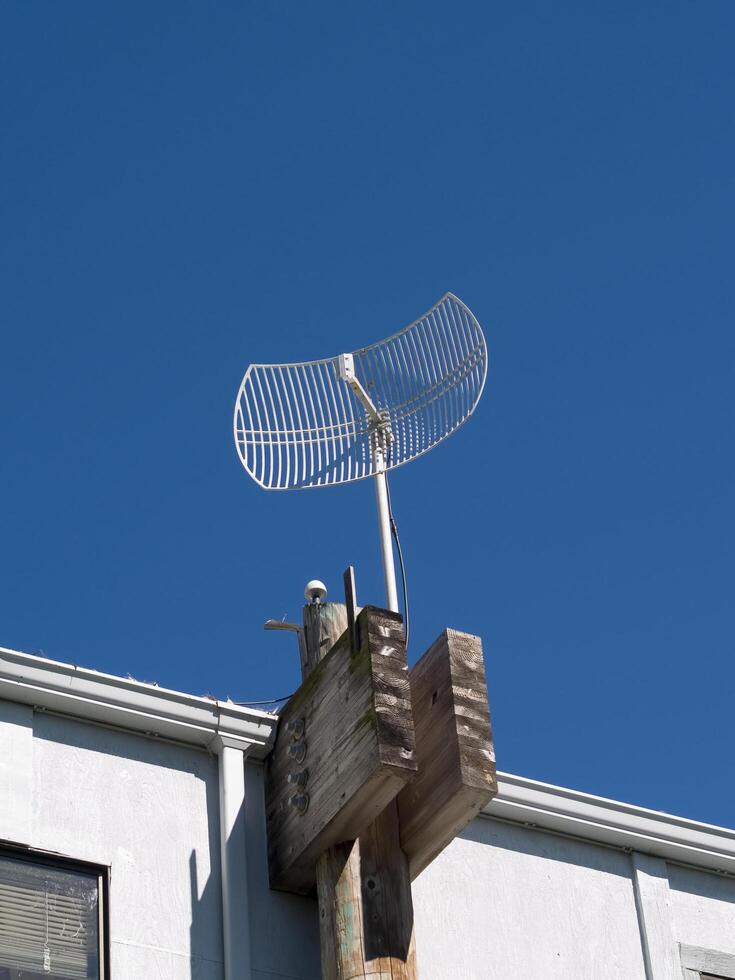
{"left": 304, "top": 580, "right": 327, "bottom": 603}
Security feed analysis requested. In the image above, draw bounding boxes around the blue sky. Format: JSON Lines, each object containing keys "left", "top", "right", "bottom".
{"left": 1, "top": 2, "right": 733, "bottom": 825}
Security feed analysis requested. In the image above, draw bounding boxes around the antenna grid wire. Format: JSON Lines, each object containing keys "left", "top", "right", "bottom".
{"left": 233, "top": 292, "right": 487, "bottom": 491}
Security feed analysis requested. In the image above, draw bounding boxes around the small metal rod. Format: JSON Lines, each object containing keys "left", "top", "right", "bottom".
{"left": 336, "top": 357, "right": 399, "bottom": 613}
{"left": 343, "top": 566, "right": 358, "bottom": 651}
{"left": 373, "top": 457, "right": 399, "bottom": 613}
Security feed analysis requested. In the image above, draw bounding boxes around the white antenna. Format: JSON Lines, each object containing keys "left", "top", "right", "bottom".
{"left": 233, "top": 292, "right": 488, "bottom": 612}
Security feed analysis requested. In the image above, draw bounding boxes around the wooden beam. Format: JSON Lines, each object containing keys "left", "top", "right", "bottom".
{"left": 306, "top": 591, "right": 417, "bottom": 979}
{"left": 302, "top": 601, "right": 349, "bottom": 674}
{"left": 265, "top": 606, "right": 417, "bottom": 894}
{"left": 317, "top": 801, "right": 417, "bottom": 980}
{"left": 398, "top": 628, "right": 496, "bottom": 880}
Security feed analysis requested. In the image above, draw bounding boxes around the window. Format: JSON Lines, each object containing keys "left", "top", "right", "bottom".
{"left": 0, "top": 851, "right": 105, "bottom": 980}
{"left": 681, "top": 944, "right": 735, "bottom": 980}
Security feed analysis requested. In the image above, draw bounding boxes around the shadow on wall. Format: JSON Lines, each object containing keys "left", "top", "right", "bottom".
{"left": 189, "top": 846, "right": 226, "bottom": 980}
{"left": 32, "top": 713, "right": 225, "bottom": 977}
{"left": 187, "top": 756, "right": 321, "bottom": 980}
{"left": 462, "top": 815, "right": 635, "bottom": 878}
{"left": 244, "top": 761, "right": 321, "bottom": 980}
{"left": 668, "top": 862, "right": 735, "bottom": 904}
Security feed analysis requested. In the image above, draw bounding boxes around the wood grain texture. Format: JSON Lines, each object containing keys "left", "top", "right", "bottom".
{"left": 359, "top": 801, "right": 417, "bottom": 976}
{"left": 398, "top": 628, "right": 496, "bottom": 880}
{"left": 266, "top": 606, "right": 417, "bottom": 894}
{"left": 303, "top": 602, "right": 350, "bottom": 675}
{"left": 298, "top": 601, "right": 418, "bottom": 979}
{"left": 316, "top": 803, "right": 417, "bottom": 980}
{"left": 316, "top": 839, "right": 363, "bottom": 980}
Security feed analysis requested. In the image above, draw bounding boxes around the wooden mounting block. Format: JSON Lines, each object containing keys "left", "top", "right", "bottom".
{"left": 266, "top": 606, "right": 417, "bottom": 894}
{"left": 398, "top": 628, "right": 497, "bottom": 879}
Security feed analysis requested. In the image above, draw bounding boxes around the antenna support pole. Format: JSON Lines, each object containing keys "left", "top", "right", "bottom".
{"left": 374, "top": 462, "right": 399, "bottom": 613}
{"left": 335, "top": 356, "right": 400, "bottom": 615}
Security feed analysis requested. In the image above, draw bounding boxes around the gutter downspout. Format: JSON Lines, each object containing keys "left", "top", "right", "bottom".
{"left": 212, "top": 735, "right": 253, "bottom": 980}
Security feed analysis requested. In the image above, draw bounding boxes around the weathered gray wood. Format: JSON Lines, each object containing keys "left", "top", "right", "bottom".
{"left": 317, "top": 800, "right": 417, "bottom": 980}
{"left": 304, "top": 600, "right": 363, "bottom": 980}
{"left": 359, "top": 800, "right": 417, "bottom": 976}
{"left": 266, "top": 606, "right": 416, "bottom": 894}
{"left": 303, "top": 601, "right": 349, "bottom": 675}
{"left": 398, "top": 628, "right": 496, "bottom": 880}
{"left": 298, "top": 599, "right": 418, "bottom": 979}
{"left": 316, "top": 839, "right": 362, "bottom": 980}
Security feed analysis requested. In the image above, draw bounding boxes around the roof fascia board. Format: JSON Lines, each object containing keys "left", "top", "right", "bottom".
{"left": 0, "top": 645, "right": 277, "bottom": 757}
{"left": 486, "top": 771, "right": 735, "bottom": 877}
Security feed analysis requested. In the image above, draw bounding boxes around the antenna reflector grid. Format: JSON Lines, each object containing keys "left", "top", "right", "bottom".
{"left": 233, "top": 292, "right": 487, "bottom": 490}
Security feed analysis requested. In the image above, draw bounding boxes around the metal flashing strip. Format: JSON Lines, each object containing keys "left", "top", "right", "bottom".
{"left": 0, "top": 645, "right": 277, "bottom": 758}
{"left": 486, "top": 772, "right": 735, "bottom": 876}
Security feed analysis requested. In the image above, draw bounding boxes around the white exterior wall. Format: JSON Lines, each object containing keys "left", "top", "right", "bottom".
{"left": 244, "top": 762, "right": 321, "bottom": 980}
{"left": 411, "top": 816, "right": 735, "bottom": 980}
{"left": 669, "top": 864, "right": 735, "bottom": 974}
{"left": 413, "top": 820, "right": 647, "bottom": 980}
{"left": 32, "top": 708, "right": 224, "bottom": 979}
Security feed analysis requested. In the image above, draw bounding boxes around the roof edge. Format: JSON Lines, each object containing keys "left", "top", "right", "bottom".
{"left": 0, "top": 644, "right": 278, "bottom": 758}
{"left": 485, "top": 771, "right": 735, "bottom": 876}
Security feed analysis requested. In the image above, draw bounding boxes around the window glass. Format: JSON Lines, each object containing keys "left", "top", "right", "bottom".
{"left": 0, "top": 854, "right": 100, "bottom": 979}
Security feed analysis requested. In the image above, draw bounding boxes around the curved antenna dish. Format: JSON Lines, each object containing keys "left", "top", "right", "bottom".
{"left": 233, "top": 293, "right": 487, "bottom": 491}
{"left": 233, "top": 292, "right": 488, "bottom": 613}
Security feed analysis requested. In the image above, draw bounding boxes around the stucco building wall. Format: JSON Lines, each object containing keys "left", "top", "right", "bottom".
{"left": 32, "top": 708, "right": 224, "bottom": 979}
{"left": 413, "top": 819, "right": 648, "bottom": 979}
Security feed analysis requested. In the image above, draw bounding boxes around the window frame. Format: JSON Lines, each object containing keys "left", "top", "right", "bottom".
{"left": 680, "top": 943, "right": 735, "bottom": 980}
{"left": 0, "top": 841, "right": 110, "bottom": 980}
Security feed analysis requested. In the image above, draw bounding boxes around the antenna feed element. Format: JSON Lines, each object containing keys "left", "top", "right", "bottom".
{"left": 336, "top": 353, "right": 355, "bottom": 382}
{"left": 304, "top": 580, "right": 327, "bottom": 604}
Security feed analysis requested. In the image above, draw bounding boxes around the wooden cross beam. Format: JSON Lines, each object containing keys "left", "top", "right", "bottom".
{"left": 398, "top": 628, "right": 496, "bottom": 880}
{"left": 265, "top": 573, "right": 496, "bottom": 978}
{"left": 266, "top": 605, "right": 416, "bottom": 894}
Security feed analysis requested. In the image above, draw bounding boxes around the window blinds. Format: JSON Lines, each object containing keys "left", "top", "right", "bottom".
{"left": 0, "top": 855, "right": 99, "bottom": 979}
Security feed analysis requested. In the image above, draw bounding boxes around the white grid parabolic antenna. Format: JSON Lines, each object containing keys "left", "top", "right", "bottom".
{"left": 233, "top": 293, "right": 488, "bottom": 491}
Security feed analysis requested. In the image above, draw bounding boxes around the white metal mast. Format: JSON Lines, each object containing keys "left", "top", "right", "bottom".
{"left": 335, "top": 352, "right": 399, "bottom": 612}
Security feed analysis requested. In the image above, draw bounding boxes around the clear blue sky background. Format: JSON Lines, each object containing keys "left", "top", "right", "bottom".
{"left": 1, "top": 3, "right": 733, "bottom": 825}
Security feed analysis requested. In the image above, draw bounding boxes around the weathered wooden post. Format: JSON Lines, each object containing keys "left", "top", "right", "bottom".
{"left": 308, "top": 578, "right": 417, "bottom": 978}
{"left": 265, "top": 572, "right": 496, "bottom": 979}
{"left": 267, "top": 578, "right": 417, "bottom": 977}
